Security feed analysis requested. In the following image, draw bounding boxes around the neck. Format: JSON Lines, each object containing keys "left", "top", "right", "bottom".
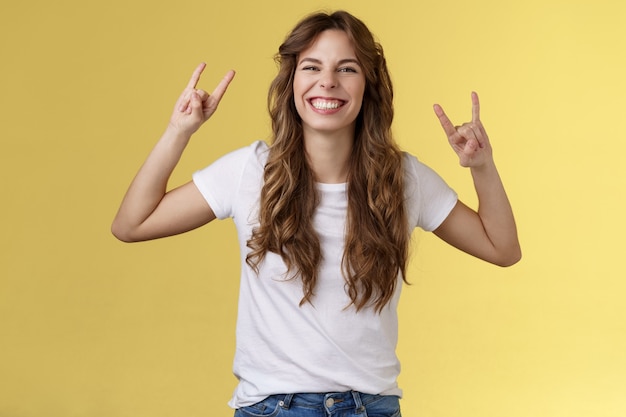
{"left": 303, "top": 127, "right": 354, "bottom": 184}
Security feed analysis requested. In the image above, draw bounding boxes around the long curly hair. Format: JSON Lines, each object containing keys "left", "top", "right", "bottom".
{"left": 246, "top": 10, "right": 408, "bottom": 313}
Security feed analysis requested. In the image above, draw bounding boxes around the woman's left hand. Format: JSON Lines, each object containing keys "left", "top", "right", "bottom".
{"left": 434, "top": 92, "right": 493, "bottom": 168}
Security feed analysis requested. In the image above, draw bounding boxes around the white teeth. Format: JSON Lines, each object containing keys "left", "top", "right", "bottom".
{"left": 311, "top": 100, "right": 341, "bottom": 110}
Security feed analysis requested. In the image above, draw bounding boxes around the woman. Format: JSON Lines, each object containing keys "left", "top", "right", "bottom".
{"left": 112, "top": 10, "right": 521, "bottom": 417}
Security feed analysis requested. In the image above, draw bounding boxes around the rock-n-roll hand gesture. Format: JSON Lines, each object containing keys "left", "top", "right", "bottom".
{"left": 430, "top": 92, "right": 521, "bottom": 267}
{"left": 433, "top": 92, "right": 493, "bottom": 169}
{"left": 110, "top": 63, "right": 235, "bottom": 243}
{"left": 169, "top": 62, "right": 236, "bottom": 136}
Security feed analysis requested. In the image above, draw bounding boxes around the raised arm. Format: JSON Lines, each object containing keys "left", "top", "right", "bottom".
{"left": 432, "top": 92, "right": 521, "bottom": 267}
{"left": 111, "top": 63, "right": 235, "bottom": 242}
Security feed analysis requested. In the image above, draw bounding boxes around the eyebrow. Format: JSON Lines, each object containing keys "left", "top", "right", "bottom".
{"left": 298, "top": 57, "right": 361, "bottom": 66}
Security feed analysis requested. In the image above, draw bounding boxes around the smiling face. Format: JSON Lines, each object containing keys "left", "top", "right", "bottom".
{"left": 293, "top": 29, "right": 366, "bottom": 140}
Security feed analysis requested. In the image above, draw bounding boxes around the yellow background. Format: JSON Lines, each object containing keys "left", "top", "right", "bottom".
{"left": 1, "top": 0, "right": 625, "bottom": 416}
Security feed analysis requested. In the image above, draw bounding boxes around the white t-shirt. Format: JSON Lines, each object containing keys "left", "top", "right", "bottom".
{"left": 192, "top": 141, "right": 457, "bottom": 408}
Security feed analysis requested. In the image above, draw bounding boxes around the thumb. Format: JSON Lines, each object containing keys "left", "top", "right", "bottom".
{"left": 464, "top": 138, "right": 479, "bottom": 154}
{"left": 186, "top": 91, "right": 202, "bottom": 114}
{"left": 195, "top": 89, "right": 209, "bottom": 102}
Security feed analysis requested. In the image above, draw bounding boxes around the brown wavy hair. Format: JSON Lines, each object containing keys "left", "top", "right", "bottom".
{"left": 246, "top": 10, "right": 408, "bottom": 313}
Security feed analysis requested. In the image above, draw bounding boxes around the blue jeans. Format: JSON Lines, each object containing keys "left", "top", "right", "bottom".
{"left": 234, "top": 391, "right": 401, "bottom": 417}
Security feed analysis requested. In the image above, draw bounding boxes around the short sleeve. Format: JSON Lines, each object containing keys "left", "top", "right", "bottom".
{"left": 192, "top": 141, "right": 267, "bottom": 220}
{"left": 403, "top": 153, "right": 458, "bottom": 231}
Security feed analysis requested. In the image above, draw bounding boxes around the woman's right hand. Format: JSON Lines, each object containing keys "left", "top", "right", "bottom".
{"left": 111, "top": 63, "right": 233, "bottom": 242}
{"left": 168, "top": 63, "right": 236, "bottom": 136}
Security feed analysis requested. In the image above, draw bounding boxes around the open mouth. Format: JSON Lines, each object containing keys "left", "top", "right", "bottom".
{"left": 309, "top": 98, "right": 346, "bottom": 110}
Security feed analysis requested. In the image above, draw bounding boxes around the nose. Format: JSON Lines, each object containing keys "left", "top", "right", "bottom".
{"left": 319, "top": 70, "right": 337, "bottom": 89}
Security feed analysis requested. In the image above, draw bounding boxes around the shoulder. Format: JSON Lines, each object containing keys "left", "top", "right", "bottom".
{"left": 192, "top": 140, "right": 268, "bottom": 219}
{"left": 249, "top": 140, "right": 269, "bottom": 161}
{"left": 222, "top": 140, "right": 269, "bottom": 165}
{"left": 402, "top": 151, "right": 442, "bottom": 184}
{"left": 193, "top": 140, "right": 268, "bottom": 186}
{"left": 401, "top": 151, "right": 458, "bottom": 231}
{"left": 200, "top": 140, "right": 268, "bottom": 173}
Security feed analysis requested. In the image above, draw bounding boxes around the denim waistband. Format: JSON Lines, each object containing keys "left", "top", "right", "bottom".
{"left": 278, "top": 391, "right": 383, "bottom": 413}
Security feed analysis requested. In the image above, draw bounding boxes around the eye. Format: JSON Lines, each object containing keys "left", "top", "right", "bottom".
{"left": 301, "top": 65, "right": 319, "bottom": 71}
{"left": 338, "top": 67, "right": 358, "bottom": 73}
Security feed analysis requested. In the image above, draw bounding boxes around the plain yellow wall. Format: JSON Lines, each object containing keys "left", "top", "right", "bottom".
{"left": 1, "top": 0, "right": 625, "bottom": 416}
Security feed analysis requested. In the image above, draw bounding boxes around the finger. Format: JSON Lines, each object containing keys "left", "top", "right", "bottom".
{"left": 469, "top": 123, "right": 487, "bottom": 148}
{"left": 196, "top": 89, "right": 209, "bottom": 102}
{"left": 189, "top": 91, "right": 203, "bottom": 111}
{"left": 177, "top": 89, "right": 194, "bottom": 112}
{"left": 186, "top": 62, "right": 207, "bottom": 90}
{"left": 471, "top": 91, "right": 480, "bottom": 123}
{"left": 433, "top": 104, "right": 457, "bottom": 138}
{"left": 209, "top": 70, "right": 236, "bottom": 104}
{"left": 464, "top": 138, "right": 479, "bottom": 156}
{"left": 183, "top": 91, "right": 203, "bottom": 115}
{"left": 458, "top": 124, "right": 478, "bottom": 143}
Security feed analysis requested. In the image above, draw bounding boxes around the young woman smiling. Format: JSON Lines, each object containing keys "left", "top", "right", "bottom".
{"left": 112, "top": 10, "right": 521, "bottom": 417}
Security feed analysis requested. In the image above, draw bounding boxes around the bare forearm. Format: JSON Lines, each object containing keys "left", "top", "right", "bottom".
{"left": 111, "top": 64, "right": 234, "bottom": 242}
{"left": 470, "top": 160, "right": 521, "bottom": 264}
{"left": 111, "top": 127, "right": 191, "bottom": 238}
{"left": 433, "top": 92, "right": 521, "bottom": 266}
